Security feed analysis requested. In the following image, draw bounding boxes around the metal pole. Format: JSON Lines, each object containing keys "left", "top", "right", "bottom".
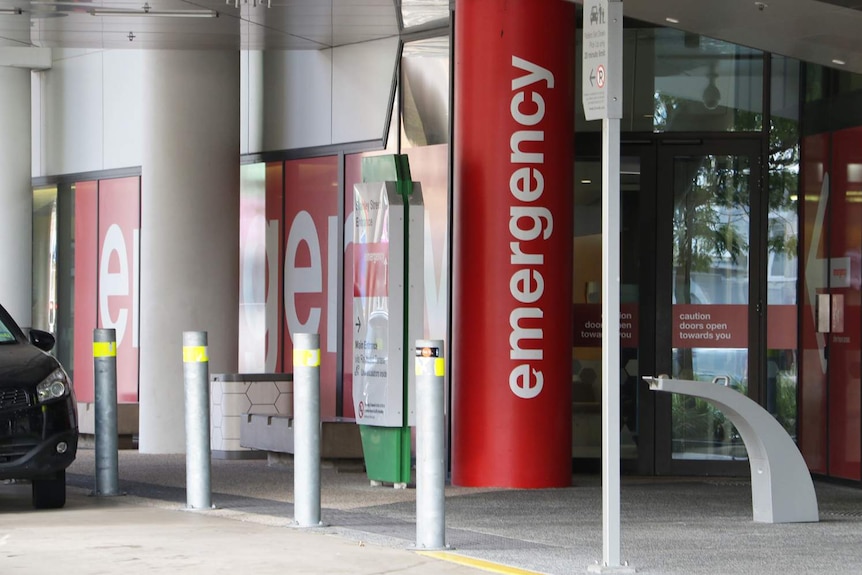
{"left": 183, "top": 331, "right": 211, "bottom": 510}
{"left": 293, "top": 332, "right": 321, "bottom": 527}
{"left": 415, "top": 339, "right": 446, "bottom": 550}
{"left": 601, "top": 113, "right": 622, "bottom": 569}
{"left": 93, "top": 328, "right": 119, "bottom": 496}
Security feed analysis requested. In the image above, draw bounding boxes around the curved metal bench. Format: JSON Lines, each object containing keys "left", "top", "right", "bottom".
{"left": 644, "top": 375, "right": 819, "bottom": 523}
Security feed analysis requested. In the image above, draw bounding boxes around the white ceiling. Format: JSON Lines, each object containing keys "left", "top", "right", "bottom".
{"left": 0, "top": 0, "right": 435, "bottom": 50}
{"left": 0, "top": 0, "right": 860, "bottom": 74}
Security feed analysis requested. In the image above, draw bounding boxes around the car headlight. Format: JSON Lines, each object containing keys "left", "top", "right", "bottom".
{"left": 36, "top": 368, "right": 70, "bottom": 404}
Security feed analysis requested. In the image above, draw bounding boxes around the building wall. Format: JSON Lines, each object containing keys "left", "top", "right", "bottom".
{"left": 1, "top": 66, "right": 33, "bottom": 323}
{"left": 241, "top": 50, "right": 264, "bottom": 155}
{"left": 263, "top": 37, "right": 399, "bottom": 150}
{"left": 34, "top": 49, "right": 143, "bottom": 177}
{"left": 34, "top": 37, "right": 399, "bottom": 178}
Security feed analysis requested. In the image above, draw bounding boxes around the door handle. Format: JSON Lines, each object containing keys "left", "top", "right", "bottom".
{"left": 817, "top": 293, "right": 845, "bottom": 333}
{"left": 817, "top": 294, "right": 830, "bottom": 333}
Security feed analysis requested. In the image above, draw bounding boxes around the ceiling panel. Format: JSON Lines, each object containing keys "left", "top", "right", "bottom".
{"left": 0, "top": 0, "right": 403, "bottom": 50}
{"left": 2, "top": 0, "right": 861, "bottom": 75}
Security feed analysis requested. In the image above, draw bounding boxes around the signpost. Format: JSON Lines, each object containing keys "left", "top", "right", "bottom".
{"left": 582, "top": 1, "right": 632, "bottom": 572}
{"left": 582, "top": 0, "right": 622, "bottom": 121}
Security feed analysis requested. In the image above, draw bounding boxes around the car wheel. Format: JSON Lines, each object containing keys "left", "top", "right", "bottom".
{"left": 32, "top": 471, "right": 66, "bottom": 509}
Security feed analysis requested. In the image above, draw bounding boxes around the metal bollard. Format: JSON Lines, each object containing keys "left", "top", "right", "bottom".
{"left": 93, "top": 328, "right": 119, "bottom": 496}
{"left": 183, "top": 331, "right": 212, "bottom": 510}
{"left": 415, "top": 339, "right": 446, "bottom": 550}
{"left": 293, "top": 333, "right": 321, "bottom": 527}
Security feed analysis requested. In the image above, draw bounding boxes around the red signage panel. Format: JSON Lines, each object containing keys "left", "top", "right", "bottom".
{"left": 72, "top": 181, "right": 98, "bottom": 403}
{"left": 265, "top": 162, "right": 284, "bottom": 373}
{"left": 799, "top": 132, "right": 829, "bottom": 473}
{"left": 282, "top": 157, "right": 339, "bottom": 418}
{"left": 572, "top": 303, "right": 639, "bottom": 347}
{"left": 342, "top": 154, "right": 363, "bottom": 418}
{"left": 98, "top": 177, "right": 140, "bottom": 403}
{"left": 353, "top": 242, "right": 389, "bottom": 298}
{"left": 827, "top": 127, "right": 862, "bottom": 481}
{"left": 766, "top": 304, "right": 797, "bottom": 350}
{"left": 672, "top": 304, "right": 748, "bottom": 348}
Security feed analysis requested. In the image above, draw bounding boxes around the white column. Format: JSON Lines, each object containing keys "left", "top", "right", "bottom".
{"left": 0, "top": 65, "right": 32, "bottom": 324}
{"left": 138, "top": 51, "right": 240, "bottom": 453}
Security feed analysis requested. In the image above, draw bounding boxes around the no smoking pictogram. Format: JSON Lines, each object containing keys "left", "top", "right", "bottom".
{"left": 596, "top": 65, "right": 606, "bottom": 89}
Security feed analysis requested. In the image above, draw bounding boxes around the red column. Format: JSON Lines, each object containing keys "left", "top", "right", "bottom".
{"left": 452, "top": 0, "right": 575, "bottom": 487}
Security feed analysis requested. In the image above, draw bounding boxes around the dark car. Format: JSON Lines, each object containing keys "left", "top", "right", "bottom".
{"left": 0, "top": 303, "right": 77, "bottom": 509}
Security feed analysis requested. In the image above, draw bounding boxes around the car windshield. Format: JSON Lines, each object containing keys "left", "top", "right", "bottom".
{"left": 0, "top": 317, "right": 16, "bottom": 343}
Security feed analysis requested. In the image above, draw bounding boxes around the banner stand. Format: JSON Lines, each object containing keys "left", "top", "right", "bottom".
{"left": 353, "top": 155, "right": 423, "bottom": 487}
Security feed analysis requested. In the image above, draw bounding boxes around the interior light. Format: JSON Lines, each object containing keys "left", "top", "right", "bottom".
{"left": 665, "top": 17, "right": 679, "bottom": 24}
{"left": 702, "top": 65, "right": 721, "bottom": 111}
{"left": 581, "top": 179, "right": 592, "bottom": 185}
{"left": 832, "top": 59, "right": 846, "bottom": 66}
{"left": 91, "top": 3, "right": 218, "bottom": 17}
{"left": 0, "top": 7, "right": 23, "bottom": 14}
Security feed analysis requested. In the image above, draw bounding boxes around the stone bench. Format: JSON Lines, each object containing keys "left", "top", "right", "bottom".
{"left": 77, "top": 402, "right": 139, "bottom": 449}
{"left": 213, "top": 372, "right": 363, "bottom": 463}
{"left": 210, "top": 373, "right": 294, "bottom": 459}
{"left": 240, "top": 414, "right": 363, "bottom": 462}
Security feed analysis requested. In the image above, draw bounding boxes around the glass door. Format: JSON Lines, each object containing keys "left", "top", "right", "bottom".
{"left": 572, "top": 143, "right": 657, "bottom": 474}
{"left": 655, "top": 138, "right": 763, "bottom": 475}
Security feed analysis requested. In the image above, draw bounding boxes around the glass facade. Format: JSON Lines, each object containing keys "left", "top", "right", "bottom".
{"left": 32, "top": 178, "right": 140, "bottom": 402}
{"left": 670, "top": 153, "right": 752, "bottom": 460}
{"left": 401, "top": 37, "right": 450, "bottom": 148}
{"left": 238, "top": 163, "right": 267, "bottom": 373}
{"left": 576, "top": 26, "right": 764, "bottom": 134}
{"left": 798, "top": 61, "right": 862, "bottom": 481}
{"left": 573, "top": 22, "right": 802, "bottom": 473}
{"left": 31, "top": 187, "right": 58, "bottom": 335}
{"left": 400, "top": 0, "right": 449, "bottom": 29}
{"left": 30, "top": 15, "right": 862, "bottom": 484}
{"left": 767, "top": 55, "right": 801, "bottom": 439}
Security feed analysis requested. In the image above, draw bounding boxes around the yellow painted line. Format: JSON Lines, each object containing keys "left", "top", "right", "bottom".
{"left": 293, "top": 348, "right": 321, "bottom": 367}
{"left": 93, "top": 341, "right": 117, "bottom": 358}
{"left": 417, "top": 551, "right": 547, "bottom": 575}
{"left": 183, "top": 346, "right": 209, "bottom": 363}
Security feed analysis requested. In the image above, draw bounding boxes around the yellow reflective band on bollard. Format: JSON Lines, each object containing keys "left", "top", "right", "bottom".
{"left": 293, "top": 349, "right": 321, "bottom": 367}
{"left": 415, "top": 357, "right": 446, "bottom": 377}
{"left": 183, "top": 346, "right": 209, "bottom": 363}
{"left": 93, "top": 341, "right": 117, "bottom": 358}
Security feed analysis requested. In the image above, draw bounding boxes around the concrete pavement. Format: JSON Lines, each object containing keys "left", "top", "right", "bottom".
{"left": 0, "top": 480, "right": 485, "bottom": 575}
{"left": 2, "top": 448, "right": 861, "bottom": 574}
